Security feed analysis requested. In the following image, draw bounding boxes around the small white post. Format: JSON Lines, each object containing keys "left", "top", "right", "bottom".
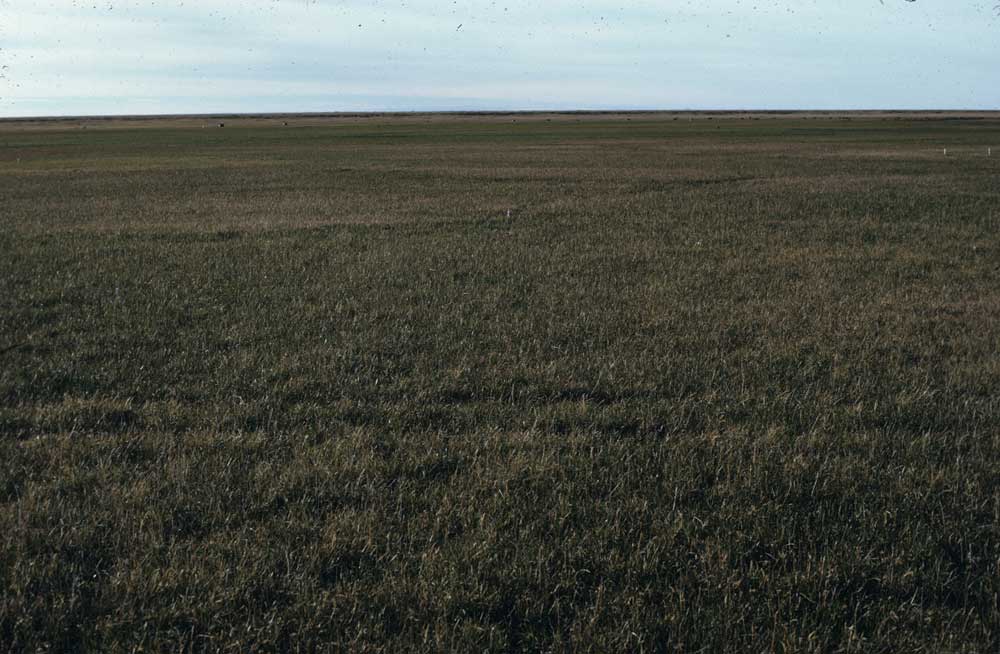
{"left": 989, "top": 147, "right": 993, "bottom": 157}
{"left": 943, "top": 148, "right": 947, "bottom": 156}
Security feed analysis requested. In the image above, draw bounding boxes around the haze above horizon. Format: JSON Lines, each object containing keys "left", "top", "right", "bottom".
{"left": 1, "top": 0, "right": 998, "bottom": 118}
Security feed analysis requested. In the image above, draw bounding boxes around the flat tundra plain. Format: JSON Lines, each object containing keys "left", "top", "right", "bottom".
{"left": 1, "top": 113, "right": 999, "bottom": 652}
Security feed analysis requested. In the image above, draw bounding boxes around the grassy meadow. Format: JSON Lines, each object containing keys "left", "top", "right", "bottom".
{"left": 1, "top": 112, "right": 999, "bottom": 652}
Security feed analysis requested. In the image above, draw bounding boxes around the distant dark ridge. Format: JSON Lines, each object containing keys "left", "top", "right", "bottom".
{"left": 2, "top": 109, "right": 999, "bottom": 123}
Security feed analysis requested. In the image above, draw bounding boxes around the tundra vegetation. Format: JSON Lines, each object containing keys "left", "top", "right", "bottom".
{"left": 1, "top": 113, "right": 999, "bottom": 652}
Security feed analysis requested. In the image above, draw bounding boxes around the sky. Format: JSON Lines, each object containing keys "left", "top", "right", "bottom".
{"left": 0, "top": 1, "right": 998, "bottom": 117}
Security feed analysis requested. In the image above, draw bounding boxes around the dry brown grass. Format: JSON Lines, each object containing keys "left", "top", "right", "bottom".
{"left": 1, "top": 113, "right": 999, "bottom": 652}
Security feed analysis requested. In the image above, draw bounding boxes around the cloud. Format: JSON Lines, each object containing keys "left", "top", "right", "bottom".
{"left": 1, "top": 0, "right": 997, "bottom": 116}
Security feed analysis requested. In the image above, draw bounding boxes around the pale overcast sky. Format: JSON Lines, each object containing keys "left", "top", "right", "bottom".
{"left": 0, "top": 1, "right": 997, "bottom": 117}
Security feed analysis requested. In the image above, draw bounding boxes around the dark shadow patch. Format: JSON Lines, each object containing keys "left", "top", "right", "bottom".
{"left": 437, "top": 388, "right": 476, "bottom": 404}
{"left": 550, "top": 387, "right": 615, "bottom": 405}
{"left": 630, "top": 176, "right": 760, "bottom": 194}
{"left": 0, "top": 411, "right": 32, "bottom": 440}
{"left": 318, "top": 550, "right": 378, "bottom": 588}
{"left": 407, "top": 458, "right": 461, "bottom": 484}
{"left": 207, "top": 230, "right": 242, "bottom": 242}
{"left": 163, "top": 506, "right": 208, "bottom": 541}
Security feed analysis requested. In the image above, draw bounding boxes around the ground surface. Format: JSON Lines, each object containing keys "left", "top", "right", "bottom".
{"left": 1, "top": 113, "right": 999, "bottom": 652}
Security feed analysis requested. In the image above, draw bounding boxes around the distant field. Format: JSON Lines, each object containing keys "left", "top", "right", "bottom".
{"left": 1, "top": 113, "right": 999, "bottom": 652}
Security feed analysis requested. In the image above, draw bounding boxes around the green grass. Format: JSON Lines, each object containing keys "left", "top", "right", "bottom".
{"left": 1, "top": 113, "right": 999, "bottom": 652}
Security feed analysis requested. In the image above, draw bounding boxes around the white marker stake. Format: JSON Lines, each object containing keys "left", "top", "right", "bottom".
{"left": 944, "top": 148, "right": 947, "bottom": 156}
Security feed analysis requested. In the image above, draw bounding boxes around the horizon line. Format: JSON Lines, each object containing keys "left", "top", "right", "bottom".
{"left": 3, "top": 109, "right": 1000, "bottom": 122}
